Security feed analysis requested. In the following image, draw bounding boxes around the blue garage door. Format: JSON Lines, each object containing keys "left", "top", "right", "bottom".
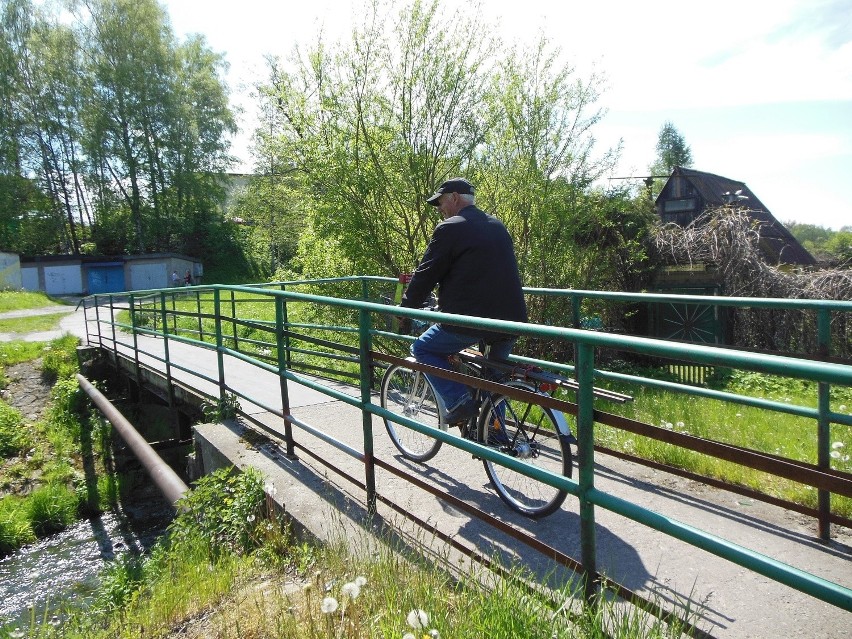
{"left": 87, "top": 263, "right": 125, "bottom": 294}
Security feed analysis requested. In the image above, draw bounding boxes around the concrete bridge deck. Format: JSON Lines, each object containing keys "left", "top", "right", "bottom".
{"left": 55, "top": 303, "right": 852, "bottom": 638}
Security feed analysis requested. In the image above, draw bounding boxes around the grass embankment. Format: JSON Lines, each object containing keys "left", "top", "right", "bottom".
{"left": 0, "top": 290, "right": 62, "bottom": 313}
{"left": 0, "top": 335, "right": 123, "bottom": 556}
{"left": 121, "top": 289, "right": 852, "bottom": 518}
{"left": 0, "top": 292, "right": 128, "bottom": 558}
{"left": 12, "top": 466, "right": 692, "bottom": 639}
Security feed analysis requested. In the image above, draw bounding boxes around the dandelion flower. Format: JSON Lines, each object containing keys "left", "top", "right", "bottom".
{"left": 832, "top": 442, "right": 845, "bottom": 449}
{"left": 407, "top": 609, "right": 429, "bottom": 629}
{"left": 247, "top": 514, "right": 256, "bottom": 523}
{"left": 321, "top": 597, "right": 339, "bottom": 614}
{"left": 676, "top": 421, "right": 684, "bottom": 429}
{"left": 265, "top": 482, "right": 278, "bottom": 496}
{"left": 736, "top": 413, "right": 742, "bottom": 418}
{"left": 341, "top": 581, "right": 361, "bottom": 600}
{"left": 839, "top": 405, "right": 847, "bottom": 412}
{"left": 355, "top": 575, "right": 368, "bottom": 587}
{"left": 428, "top": 630, "right": 441, "bottom": 639}
{"left": 830, "top": 451, "right": 841, "bottom": 459}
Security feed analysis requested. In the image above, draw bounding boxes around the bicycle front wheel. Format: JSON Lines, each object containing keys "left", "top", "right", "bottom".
{"left": 477, "top": 392, "right": 572, "bottom": 518}
{"left": 380, "top": 364, "right": 444, "bottom": 462}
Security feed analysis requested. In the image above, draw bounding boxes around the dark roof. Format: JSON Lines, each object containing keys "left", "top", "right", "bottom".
{"left": 656, "top": 167, "right": 815, "bottom": 266}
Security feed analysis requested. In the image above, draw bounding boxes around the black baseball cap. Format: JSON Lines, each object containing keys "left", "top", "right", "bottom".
{"left": 426, "top": 178, "right": 475, "bottom": 206}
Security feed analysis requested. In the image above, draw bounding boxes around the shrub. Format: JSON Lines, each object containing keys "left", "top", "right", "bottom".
{"left": 169, "top": 466, "right": 267, "bottom": 557}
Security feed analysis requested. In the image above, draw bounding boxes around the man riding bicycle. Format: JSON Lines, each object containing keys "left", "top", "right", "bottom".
{"left": 399, "top": 177, "right": 528, "bottom": 426}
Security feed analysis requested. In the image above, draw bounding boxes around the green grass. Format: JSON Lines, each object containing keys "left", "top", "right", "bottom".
{"left": 12, "top": 467, "right": 695, "bottom": 639}
{"left": 0, "top": 290, "right": 61, "bottom": 313}
{"left": 591, "top": 373, "right": 852, "bottom": 517}
{"left": 0, "top": 324, "right": 120, "bottom": 558}
{"left": 0, "top": 313, "right": 67, "bottom": 334}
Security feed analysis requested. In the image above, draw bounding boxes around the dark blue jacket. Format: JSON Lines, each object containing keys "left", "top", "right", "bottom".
{"left": 401, "top": 205, "right": 527, "bottom": 338}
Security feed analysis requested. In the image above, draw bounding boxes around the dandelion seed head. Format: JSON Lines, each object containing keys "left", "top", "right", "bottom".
{"left": 403, "top": 634, "right": 416, "bottom": 639}
{"left": 832, "top": 442, "right": 845, "bottom": 449}
{"left": 735, "top": 413, "right": 742, "bottom": 417}
{"left": 265, "top": 482, "right": 278, "bottom": 496}
{"left": 676, "top": 421, "right": 684, "bottom": 428}
{"left": 341, "top": 581, "right": 361, "bottom": 599}
{"left": 839, "top": 405, "right": 847, "bottom": 412}
{"left": 247, "top": 514, "right": 256, "bottom": 523}
{"left": 428, "top": 630, "right": 441, "bottom": 639}
{"left": 355, "top": 575, "right": 367, "bottom": 587}
{"left": 830, "top": 450, "right": 841, "bottom": 459}
{"left": 321, "top": 597, "right": 339, "bottom": 614}
{"left": 407, "top": 609, "right": 429, "bottom": 629}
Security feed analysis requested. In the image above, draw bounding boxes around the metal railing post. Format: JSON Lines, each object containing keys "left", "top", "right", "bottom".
{"left": 280, "top": 283, "right": 292, "bottom": 368}
{"left": 576, "top": 341, "right": 598, "bottom": 602}
{"left": 276, "top": 295, "right": 296, "bottom": 459}
{"left": 817, "top": 308, "right": 832, "bottom": 540}
{"left": 196, "top": 290, "right": 203, "bottom": 340}
{"left": 214, "top": 288, "right": 226, "bottom": 404}
{"left": 159, "top": 291, "right": 175, "bottom": 408}
{"left": 91, "top": 297, "right": 101, "bottom": 349}
{"left": 109, "top": 295, "right": 118, "bottom": 367}
{"left": 359, "top": 281, "right": 377, "bottom": 513}
{"left": 231, "top": 289, "right": 239, "bottom": 351}
{"left": 129, "top": 294, "right": 142, "bottom": 390}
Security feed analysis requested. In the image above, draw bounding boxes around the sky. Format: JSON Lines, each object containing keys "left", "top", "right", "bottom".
{"left": 163, "top": 0, "right": 852, "bottom": 230}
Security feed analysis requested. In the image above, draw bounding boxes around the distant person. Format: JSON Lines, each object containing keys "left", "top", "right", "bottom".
{"left": 399, "top": 177, "right": 527, "bottom": 425}
{"left": 171, "top": 270, "right": 179, "bottom": 287}
{"left": 184, "top": 270, "right": 192, "bottom": 286}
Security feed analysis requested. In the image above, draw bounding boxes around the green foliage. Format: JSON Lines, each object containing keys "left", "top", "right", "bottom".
{"left": 0, "top": 400, "right": 29, "bottom": 457}
{"left": 41, "top": 335, "right": 81, "bottom": 382}
{"left": 2, "top": 0, "right": 236, "bottom": 259}
{"left": 258, "top": 0, "right": 623, "bottom": 290}
{"left": 169, "top": 466, "right": 268, "bottom": 557}
{"left": 0, "top": 290, "right": 59, "bottom": 312}
{"left": 200, "top": 393, "right": 241, "bottom": 422}
{"left": 649, "top": 120, "right": 693, "bottom": 176}
{"left": 0, "top": 495, "right": 36, "bottom": 556}
{"left": 27, "top": 482, "right": 80, "bottom": 535}
{"left": 786, "top": 222, "right": 852, "bottom": 265}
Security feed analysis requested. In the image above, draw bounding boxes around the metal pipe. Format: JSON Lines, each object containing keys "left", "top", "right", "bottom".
{"left": 76, "top": 374, "right": 189, "bottom": 507}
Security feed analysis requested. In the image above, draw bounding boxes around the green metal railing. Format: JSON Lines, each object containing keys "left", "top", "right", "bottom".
{"left": 80, "top": 277, "right": 852, "bottom": 614}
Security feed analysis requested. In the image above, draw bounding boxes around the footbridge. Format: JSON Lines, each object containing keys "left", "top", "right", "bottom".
{"left": 74, "top": 277, "right": 852, "bottom": 638}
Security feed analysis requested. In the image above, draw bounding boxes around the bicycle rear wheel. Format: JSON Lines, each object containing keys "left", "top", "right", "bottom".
{"left": 380, "top": 364, "right": 444, "bottom": 462}
{"left": 477, "top": 392, "right": 572, "bottom": 518}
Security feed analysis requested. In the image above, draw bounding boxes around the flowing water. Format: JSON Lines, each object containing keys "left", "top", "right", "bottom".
{"left": 0, "top": 505, "right": 172, "bottom": 632}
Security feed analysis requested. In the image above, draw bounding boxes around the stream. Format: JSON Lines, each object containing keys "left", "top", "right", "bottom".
{"left": 0, "top": 504, "right": 172, "bottom": 632}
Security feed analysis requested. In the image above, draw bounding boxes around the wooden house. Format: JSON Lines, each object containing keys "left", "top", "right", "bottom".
{"left": 656, "top": 166, "right": 815, "bottom": 267}
{"left": 647, "top": 167, "right": 815, "bottom": 349}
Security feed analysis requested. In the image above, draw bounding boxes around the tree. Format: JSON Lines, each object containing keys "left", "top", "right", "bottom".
{"left": 650, "top": 121, "right": 693, "bottom": 176}
{"left": 2, "top": 0, "right": 89, "bottom": 253}
{"left": 257, "top": 0, "right": 621, "bottom": 294}
{"left": 79, "top": 0, "right": 235, "bottom": 255}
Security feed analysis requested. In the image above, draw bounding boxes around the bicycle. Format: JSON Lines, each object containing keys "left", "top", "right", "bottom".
{"left": 380, "top": 345, "right": 579, "bottom": 518}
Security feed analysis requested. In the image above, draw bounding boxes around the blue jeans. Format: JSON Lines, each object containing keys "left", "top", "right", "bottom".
{"left": 411, "top": 324, "right": 515, "bottom": 415}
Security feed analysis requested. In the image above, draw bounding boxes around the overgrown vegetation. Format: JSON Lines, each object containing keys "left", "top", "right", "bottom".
{"left": 652, "top": 207, "right": 852, "bottom": 357}
{"left": 0, "top": 332, "right": 120, "bottom": 557}
{"left": 9, "top": 465, "right": 696, "bottom": 639}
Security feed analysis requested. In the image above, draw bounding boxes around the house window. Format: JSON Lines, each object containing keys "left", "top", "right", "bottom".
{"left": 663, "top": 198, "right": 696, "bottom": 213}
